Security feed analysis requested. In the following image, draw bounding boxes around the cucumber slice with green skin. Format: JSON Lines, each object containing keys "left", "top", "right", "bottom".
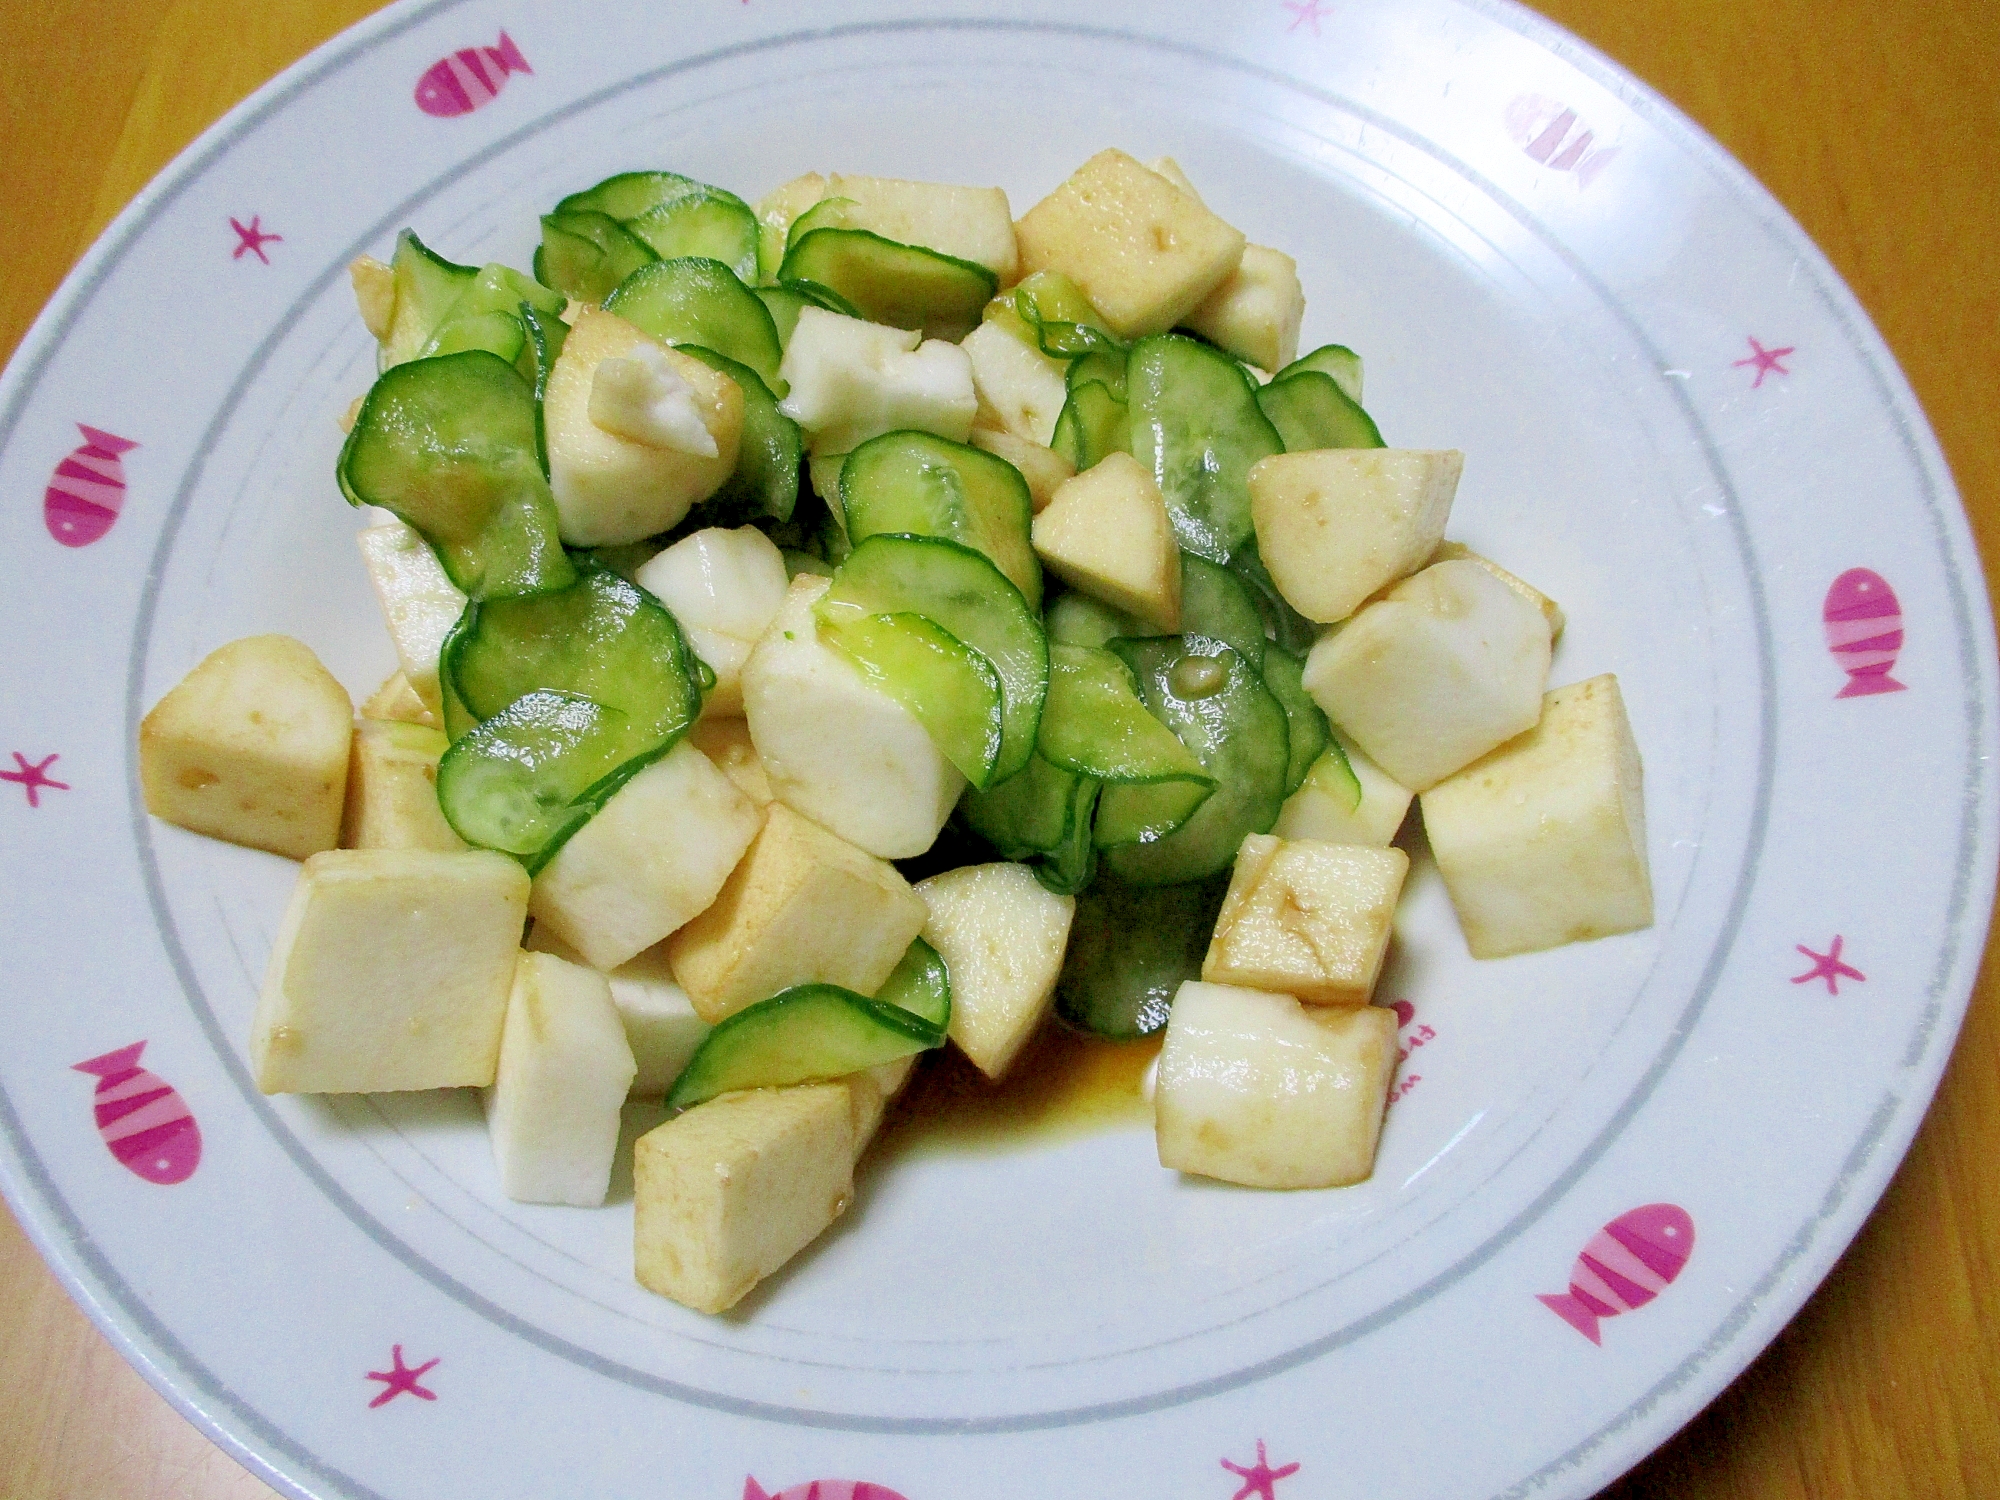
{"left": 380, "top": 230, "right": 477, "bottom": 370}
{"left": 444, "top": 562, "right": 703, "bottom": 731}
{"left": 1300, "top": 739, "right": 1363, "bottom": 811}
{"left": 1051, "top": 380, "right": 1131, "bottom": 472}
{"left": 338, "top": 350, "right": 576, "bottom": 601}
{"left": 959, "top": 751, "right": 1079, "bottom": 857}
{"left": 1044, "top": 591, "right": 1146, "bottom": 650}
{"left": 784, "top": 196, "right": 859, "bottom": 248}
{"left": 518, "top": 303, "right": 567, "bottom": 482}
{"left": 554, "top": 170, "right": 714, "bottom": 225}
{"left": 838, "top": 431, "right": 1040, "bottom": 607}
{"left": 534, "top": 210, "right": 658, "bottom": 304}
{"left": 757, "top": 280, "right": 867, "bottom": 350}
{"left": 818, "top": 534, "right": 1048, "bottom": 785}
{"left": 1261, "top": 647, "right": 1331, "bottom": 796}
{"left": 1101, "top": 637, "right": 1290, "bottom": 886}
{"left": 1129, "top": 333, "right": 1284, "bottom": 563}
{"left": 1066, "top": 348, "right": 1129, "bottom": 402}
{"left": 875, "top": 936, "right": 951, "bottom": 1030}
{"left": 676, "top": 346, "right": 801, "bottom": 524}
{"left": 1226, "top": 541, "right": 1317, "bottom": 658}
{"left": 818, "top": 608, "right": 1004, "bottom": 787}
{"left": 419, "top": 264, "right": 565, "bottom": 369}
{"left": 435, "top": 690, "right": 629, "bottom": 866}
{"left": 663, "top": 981, "right": 945, "bottom": 1113}
{"left": 1039, "top": 643, "right": 1214, "bottom": 788}
{"left": 779, "top": 228, "right": 997, "bottom": 343}
{"left": 1093, "top": 771, "right": 1213, "bottom": 850}
{"left": 1179, "top": 554, "right": 1266, "bottom": 670}
{"left": 1276, "top": 343, "right": 1365, "bottom": 405}
{"left": 1055, "top": 875, "right": 1231, "bottom": 1039}
{"left": 1008, "top": 270, "right": 1121, "bottom": 358}
{"left": 602, "top": 257, "right": 787, "bottom": 395}
{"left": 626, "top": 188, "right": 761, "bottom": 285}
{"left": 1256, "top": 370, "right": 1385, "bottom": 452}
{"left": 1034, "top": 773, "right": 1100, "bottom": 896}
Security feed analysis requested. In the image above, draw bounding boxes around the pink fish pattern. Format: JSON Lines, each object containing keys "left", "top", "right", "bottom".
{"left": 743, "top": 1480, "right": 908, "bottom": 1500}
{"left": 414, "top": 31, "right": 531, "bottom": 118}
{"left": 44, "top": 424, "right": 137, "bottom": 548}
{"left": 72, "top": 1042, "right": 202, "bottom": 1185}
{"left": 1823, "top": 568, "right": 1907, "bottom": 697}
{"left": 1538, "top": 1203, "right": 1693, "bottom": 1344}
{"left": 1503, "top": 94, "right": 1619, "bottom": 186}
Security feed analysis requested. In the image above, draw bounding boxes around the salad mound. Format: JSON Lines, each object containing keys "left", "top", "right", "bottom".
{"left": 137, "top": 148, "right": 1653, "bottom": 1316}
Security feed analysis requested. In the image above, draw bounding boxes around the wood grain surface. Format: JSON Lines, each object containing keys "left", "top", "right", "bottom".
{"left": 1, "top": 2, "right": 1994, "bottom": 1496}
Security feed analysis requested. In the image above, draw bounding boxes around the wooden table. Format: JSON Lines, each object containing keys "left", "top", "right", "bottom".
{"left": 1, "top": 2, "right": 1994, "bottom": 1495}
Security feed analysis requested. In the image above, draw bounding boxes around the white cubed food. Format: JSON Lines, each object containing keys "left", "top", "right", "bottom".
{"left": 915, "top": 863, "right": 1077, "bottom": 1080}
{"left": 633, "top": 527, "right": 792, "bottom": 718}
{"left": 1272, "top": 730, "right": 1414, "bottom": 848}
{"left": 962, "top": 320, "right": 1070, "bottom": 448}
{"left": 1201, "top": 835, "right": 1408, "bottom": 1005}
{"left": 776, "top": 307, "right": 977, "bottom": 455}
{"left": 525, "top": 929, "right": 712, "bottom": 1097}
{"left": 357, "top": 523, "right": 467, "bottom": 719}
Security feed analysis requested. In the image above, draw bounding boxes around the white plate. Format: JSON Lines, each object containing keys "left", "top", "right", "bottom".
{"left": 1, "top": 2, "right": 1992, "bottom": 1496}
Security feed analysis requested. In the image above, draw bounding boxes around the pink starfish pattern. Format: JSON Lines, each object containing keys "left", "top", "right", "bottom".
{"left": 1282, "top": 0, "right": 1331, "bottom": 35}
{"left": 230, "top": 215, "right": 282, "bottom": 264}
{"left": 1733, "top": 336, "right": 1795, "bottom": 388}
{"left": 1, "top": 752, "right": 69, "bottom": 808}
{"left": 1792, "top": 936, "right": 1865, "bottom": 994}
{"left": 365, "top": 1345, "right": 440, "bottom": 1407}
{"left": 1221, "top": 1439, "right": 1300, "bottom": 1500}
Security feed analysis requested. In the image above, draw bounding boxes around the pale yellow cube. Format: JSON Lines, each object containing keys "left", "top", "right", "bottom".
{"left": 686, "top": 716, "right": 776, "bottom": 807}
{"left": 969, "top": 427, "right": 1074, "bottom": 512}
{"left": 526, "top": 929, "right": 712, "bottom": 1098}
{"left": 634, "top": 1083, "right": 858, "bottom": 1313}
{"left": 250, "top": 849, "right": 530, "bottom": 1093}
{"left": 1202, "top": 835, "right": 1407, "bottom": 1005}
{"left": 140, "top": 634, "right": 353, "bottom": 860}
{"left": 1272, "top": 730, "right": 1414, "bottom": 848}
{"left": 1247, "top": 450, "right": 1463, "bottom": 624}
{"left": 915, "top": 863, "right": 1076, "bottom": 1080}
{"left": 1156, "top": 981, "right": 1396, "bottom": 1189}
{"left": 1015, "top": 149, "right": 1246, "bottom": 340}
{"left": 340, "top": 718, "right": 465, "bottom": 853}
{"left": 483, "top": 951, "right": 636, "bottom": 1206}
{"left": 359, "top": 670, "right": 437, "bottom": 728}
{"left": 1421, "top": 674, "right": 1652, "bottom": 958}
{"left": 633, "top": 527, "right": 791, "bottom": 719}
{"left": 357, "top": 522, "right": 466, "bottom": 720}
{"left": 825, "top": 173, "right": 1020, "bottom": 283}
{"left": 1428, "top": 541, "right": 1565, "bottom": 641}
{"left": 665, "top": 802, "right": 929, "bottom": 1024}
{"left": 1181, "top": 245, "right": 1305, "bottom": 375}
{"left": 529, "top": 740, "right": 764, "bottom": 973}
{"left": 1032, "top": 450, "right": 1181, "bottom": 633}
{"left": 962, "top": 319, "right": 1069, "bottom": 447}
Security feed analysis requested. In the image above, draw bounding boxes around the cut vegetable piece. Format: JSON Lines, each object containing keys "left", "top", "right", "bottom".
{"left": 1039, "top": 642, "right": 1212, "bottom": 788}
{"left": 339, "top": 350, "right": 576, "bottom": 600}
{"left": 1272, "top": 729, "right": 1412, "bottom": 848}
{"left": 1092, "top": 770, "right": 1212, "bottom": 850}
{"left": 1155, "top": 982, "right": 1395, "bottom": 1188}
{"left": 140, "top": 635, "right": 353, "bottom": 860}
{"left": 1055, "top": 875, "right": 1229, "bottom": 1039}
{"left": 626, "top": 187, "right": 760, "bottom": 284}
{"left": 1034, "top": 773, "right": 1101, "bottom": 896}
{"left": 664, "top": 983, "right": 942, "bottom": 1112}
{"left": 968, "top": 427, "right": 1074, "bottom": 513}
{"left": 960, "top": 751, "right": 1082, "bottom": 858}
{"left": 603, "top": 257, "right": 786, "bottom": 393}
{"left": 837, "top": 429, "right": 1039, "bottom": 606}
{"left": 379, "top": 229, "right": 477, "bottom": 369}
{"left": 741, "top": 575, "right": 963, "bottom": 859}
{"left": 1002, "top": 270, "right": 1122, "bottom": 358}
{"left": 419, "top": 263, "right": 566, "bottom": 369}
{"left": 534, "top": 209, "right": 658, "bottom": 304}
{"left": 754, "top": 172, "right": 829, "bottom": 280}
{"left": 1255, "top": 370, "right": 1384, "bottom": 453}
{"left": 677, "top": 346, "right": 801, "bottom": 525}
{"left": 356, "top": 522, "right": 468, "bottom": 720}
{"left": 251, "top": 849, "right": 529, "bottom": 1093}
{"left": 1426, "top": 540, "right": 1566, "bottom": 641}
{"left": 819, "top": 609, "right": 1003, "bottom": 786}
{"left": 1201, "top": 834, "right": 1408, "bottom": 1005}
{"left": 1178, "top": 553, "right": 1265, "bottom": 668}
{"left": 1261, "top": 648, "right": 1330, "bottom": 797}
{"left": 436, "top": 692, "right": 638, "bottom": 870}
{"left": 665, "top": 801, "right": 929, "bottom": 1024}
{"left": 1101, "top": 637, "right": 1289, "bottom": 886}
{"left": 1128, "top": 333, "right": 1282, "bottom": 562}
{"left": 776, "top": 306, "right": 977, "bottom": 454}
{"left": 555, "top": 169, "right": 714, "bottom": 224}
{"left": 780, "top": 227, "right": 998, "bottom": 343}
{"left": 526, "top": 927, "right": 712, "bottom": 1097}
{"left": 1032, "top": 451, "right": 1179, "bottom": 632}
{"left": 484, "top": 950, "right": 636, "bottom": 1206}
{"left": 528, "top": 740, "right": 762, "bottom": 971}
{"left": 1015, "top": 148, "right": 1246, "bottom": 339}
{"left": 1180, "top": 244, "right": 1306, "bottom": 375}
{"left": 819, "top": 534, "right": 1048, "bottom": 784}
{"left": 1276, "top": 343, "right": 1365, "bottom": 404}
{"left": 962, "top": 319, "right": 1069, "bottom": 447}
{"left": 823, "top": 173, "right": 1020, "bottom": 282}
{"left": 634, "top": 526, "right": 792, "bottom": 718}
{"left": 875, "top": 936, "right": 951, "bottom": 1030}
{"left": 341, "top": 718, "right": 464, "bottom": 853}
{"left": 1050, "top": 378, "right": 1131, "bottom": 473}
{"left": 1043, "top": 591, "right": 1146, "bottom": 650}
{"left": 915, "top": 862, "right": 1075, "bottom": 1080}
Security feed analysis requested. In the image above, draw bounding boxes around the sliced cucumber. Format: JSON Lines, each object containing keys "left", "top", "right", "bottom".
{"left": 1102, "top": 636, "right": 1289, "bottom": 886}
{"left": 875, "top": 937, "right": 951, "bottom": 1030}
{"left": 1276, "top": 342, "right": 1365, "bottom": 404}
{"left": 1256, "top": 369, "right": 1384, "bottom": 452}
{"left": 626, "top": 187, "right": 760, "bottom": 284}
{"left": 960, "top": 751, "right": 1080, "bottom": 857}
{"left": 1298, "top": 739, "right": 1362, "bottom": 812}
{"left": 1007, "top": 270, "right": 1121, "bottom": 358}
{"left": 419, "top": 264, "right": 566, "bottom": 370}
{"left": 1055, "top": 875, "right": 1230, "bottom": 1039}
{"left": 818, "top": 608, "right": 1004, "bottom": 787}
{"left": 1051, "top": 379, "right": 1131, "bottom": 472}
{"left": 1035, "top": 774, "right": 1100, "bottom": 896}
{"left": 779, "top": 227, "right": 997, "bottom": 343}
{"left": 338, "top": 350, "right": 575, "bottom": 601}
{"left": 555, "top": 169, "right": 713, "bottom": 224}
{"left": 1179, "top": 553, "right": 1266, "bottom": 669}
{"left": 1128, "top": 333, "right": 1283, "bottom": 563}
{"left": 663, "top": 982, "right": 944, "bottom": 1113}
{"left": 1039, "top": 643, "right": 1213, "bottom": 787}
{"left": 817, "top": 534, "right": 1047, "bottom": 784}
{"left": 380, "top": 230, "right": 476, "bottom": 369}
{"left": 1044, "top": 591, "right": 1147, "bottom": 650}
{"left": 1262, "top": 647, "right": 1331, "bottom": 796}
{"left": 534, "top": 210, "right": 658, "bottom": 304}
{"left": 603, "top": 257, "right": 786, "bottom": 394}
{"left": 1093, "top": 774, "right": 1213, "bottom": 850}
{"left": 1226, "top": 540, "right": 1317, "bottom": 657}
{"left": 838, "top": 430, "right": 1040, "bottom": 607}
{"left": 784, "top": 195, "right": 858, "bottom": 248}
{"left": 518, "top": 303, "right": 566, "bottom": 481}
{"left": 677, "top": 345, "right": 801, "bottom": 524}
